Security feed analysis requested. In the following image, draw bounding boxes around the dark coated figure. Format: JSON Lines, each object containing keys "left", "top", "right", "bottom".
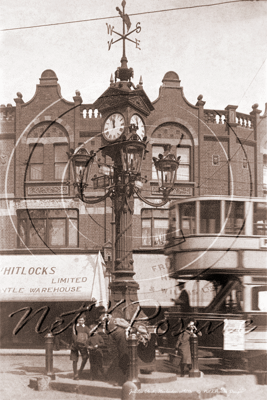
{"left": 87, "top": 325, "right": 105, "bottom": 381}
{"left": 70, "top": 314, "right": 90, "bottom": 380}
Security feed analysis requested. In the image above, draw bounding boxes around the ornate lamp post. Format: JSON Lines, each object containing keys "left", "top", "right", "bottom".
{"left": 69, "top": 131, "right": 180, "bottom": 317}
{"left": 68, "top": 1, "right": 181, "bottom": 318}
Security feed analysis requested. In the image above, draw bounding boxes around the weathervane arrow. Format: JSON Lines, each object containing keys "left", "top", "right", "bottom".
{"left": 106, "top": 0, "right": 141, "bottom": 53}
{"left": 116, "top": 5, "right": 131, "bottom": 32}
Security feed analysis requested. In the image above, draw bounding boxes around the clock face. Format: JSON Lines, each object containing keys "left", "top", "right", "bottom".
{"left": 103, "top": 113, "right": 125, "bottom": 142}
{"left": 130, "top": 114, "right": 145, "bottom": 139}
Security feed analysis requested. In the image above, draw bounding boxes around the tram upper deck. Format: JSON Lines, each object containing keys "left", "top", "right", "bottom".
{"left": 162, "top": 197, "right": 267, "bottom": 360}
{"left": 165, "top": 196, "right": 267, "bottom": 278}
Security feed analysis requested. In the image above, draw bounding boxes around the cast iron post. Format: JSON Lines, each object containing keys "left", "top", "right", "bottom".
{"left": 122, "top": 332, "right": 140, "bottom": 400}
{"left": 45, "top": 332, "right": 55, "bottom": 380}
{"left": 109, "top": 158, "right": 139, "bottom": 320}
{"left": 127, "top": 333, "right": 141, "bottom": 388}
{"left": 189, "top": 333, "right": 201, "bottom": 378}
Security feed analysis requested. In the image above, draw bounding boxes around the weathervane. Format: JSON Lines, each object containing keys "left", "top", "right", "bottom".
{"left": 106, "top": 1, "right": 141, "bottom": 82}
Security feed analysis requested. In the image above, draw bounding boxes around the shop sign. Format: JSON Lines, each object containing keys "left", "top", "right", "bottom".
{"left": 0, "top": 254, "right": 103, "bottom": 302}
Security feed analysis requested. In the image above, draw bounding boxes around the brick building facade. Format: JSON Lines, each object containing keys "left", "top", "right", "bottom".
{"left": 0, "top": 68, "right": 266, "bottom": 348}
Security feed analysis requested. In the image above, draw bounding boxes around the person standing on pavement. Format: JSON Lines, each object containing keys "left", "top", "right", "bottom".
{"left": 70, "top": 314, "right": 90, "bottom": 380}
{"left": 175, "top": 321, "right": 200, "bottom": 377}
{"left": 87, "top": 325, "right": 105, "bottom": 381}
{"left": 104, "top": 310, "right": 130, "bottom": 386}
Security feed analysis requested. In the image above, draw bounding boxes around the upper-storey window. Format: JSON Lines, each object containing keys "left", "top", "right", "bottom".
{"left": 200, "top": 200, "right": 220, "bottom": 234}
{"left": 152, "top": 145, "right": 164, "bottom": 180}
{"left": 17, "top": 209, "right": 78, "bottom": 248}
{"left": 151, "top": 122, "right": 193, "bottom": 183}
{"left": 54, "top": 144, "right": 69, "bottom": 180}
{"left": 27, "top": 122, "right": 69, "bottom": 182}
{"left": 253, "top": 202, "right": 267, "bottom": 236}
{"left": 180, "top": 202, "right": 195, "bottom": 235}
{"left": 225, "top": 201, "right": 245, "bottom": 235}
{"left": 29, "top": 144, "right": 43, "bottom": 181}
{"left": 141, "top": 209, "right": 168, "bottom": 247}
{"left": 176, "top": 147, "right": 190, "bottom": 181}
{"left": 152, "top": 145, "right": 191, "bottom": 181}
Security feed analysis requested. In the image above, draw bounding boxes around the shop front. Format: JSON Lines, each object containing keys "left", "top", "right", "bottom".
{"left": 0, "top": 253, "right": 108, "bottom": 348}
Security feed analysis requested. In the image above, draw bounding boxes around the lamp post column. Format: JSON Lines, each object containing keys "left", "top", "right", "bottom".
{"left": 109, "top": 168, "right": 139, "bottom": 320}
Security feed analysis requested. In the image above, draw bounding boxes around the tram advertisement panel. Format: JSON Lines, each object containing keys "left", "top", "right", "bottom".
{"left": 223, "top": 319, "right": 245, "bottom": 351}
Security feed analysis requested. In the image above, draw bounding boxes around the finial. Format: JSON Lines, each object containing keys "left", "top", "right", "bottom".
{"left": 110, "top": 73, "right": 114, "bottom": 84}
{"left": 75, "top": 90, "right": 81, "bottom": 96}
{"left": 196, "top": 94, "right": 205, "bottom": 107}
{"left": 139, "top": 76, "right": 143, "bottom": 86}
{"left": 16, "top": 92, "right": 23, "bottom": 99}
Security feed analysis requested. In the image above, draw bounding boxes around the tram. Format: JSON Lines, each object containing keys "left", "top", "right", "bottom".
{"left": 160, "top": 196, "right": 267, "bottom": 370}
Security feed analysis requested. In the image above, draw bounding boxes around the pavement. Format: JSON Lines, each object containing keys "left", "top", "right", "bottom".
{"left": 0, "top": 350, "right": 267, "bottom": 400}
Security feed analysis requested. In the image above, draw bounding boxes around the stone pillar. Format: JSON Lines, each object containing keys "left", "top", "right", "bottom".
{"left": 225, "top": 105, "right": 238, "bottom": 196}
{"left": 14, "top": 93, "right": 24, "bottom": 198}
{"left": 250, "top": 104, "right": 262, "bottom": 197}
{"left": 196, "top": 95, "right": 206, "bottom": 197}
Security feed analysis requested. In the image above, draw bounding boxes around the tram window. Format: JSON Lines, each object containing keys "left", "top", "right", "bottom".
{"left": 180, "top": 202, "right": 195, "bottom": 235}
{"left": 200, "top": 200, "right": 220, "bottom": 234}
{"left": 251, "top": 286, "right": 267, "bottom": 311}
{"left": 225, "top": 201, "right": 245, "bottom": 234}
{"left": 253, "top": 202, "right": 267, "bottom": 235}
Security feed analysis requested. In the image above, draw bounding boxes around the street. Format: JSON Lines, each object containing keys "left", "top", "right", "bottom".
{"left": 1, "top": 354, "right": 267, "bottom": 400}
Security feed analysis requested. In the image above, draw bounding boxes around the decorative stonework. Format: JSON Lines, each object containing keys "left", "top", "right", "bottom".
{"left": 148, "top": 118, "right": 198, "bottom": 146}
{"left": 27, "top": 186, "right": 69, "bottom": 196}
{"left": 0, "top": 154, "right": 8, "bottom": 165}
{"left": 151, "top": 185, "right": 193, "bottom": 196}
{"left": 28, "top": 123, "right": 67, "bottom": 139}
{"left": 22, "top": 116, "right": 74, "bottom": 143}
{"left": 14, "top": 198, "right": 77, "bottom": 209}
{"left": 152, "top": 122, "right": 189, "bottom": 139}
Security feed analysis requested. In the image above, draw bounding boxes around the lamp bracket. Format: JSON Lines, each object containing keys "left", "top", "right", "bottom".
{"left": 134, "top": 187, "right": 170, "bottom": 208}
{"left": 77, "top": 187, "right": 114, "bottom": 204}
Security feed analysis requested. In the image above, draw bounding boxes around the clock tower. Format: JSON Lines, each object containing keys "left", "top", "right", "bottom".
{"left": 93, "top": 1, "right": 154, "bottom": 316}
{"left": 94, "top": 62, "right": 154, "bottom": 145}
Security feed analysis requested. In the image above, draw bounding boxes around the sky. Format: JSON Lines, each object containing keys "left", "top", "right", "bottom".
{"left": 1, "top": 0, "right": 267, "bottom": 115}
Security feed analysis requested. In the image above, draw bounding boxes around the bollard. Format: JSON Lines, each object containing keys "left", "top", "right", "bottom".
{"left": 121, "top": 381, "right": 138, "bottom": 400}
{"left": 189, "top": 333, "right": 201, "bottom": 378}
{"left": 45, "top": 332, "right": 55, "bottom": 380}
{"left": 127, "top": 333, "right": 141, "bottom": 389}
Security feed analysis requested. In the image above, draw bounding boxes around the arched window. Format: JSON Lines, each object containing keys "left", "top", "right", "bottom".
{"left": 151, "top": 122, "right": 193, "bottom": 182}
{"left": 27, "top": 122, "right": 69, "bottom": 182}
